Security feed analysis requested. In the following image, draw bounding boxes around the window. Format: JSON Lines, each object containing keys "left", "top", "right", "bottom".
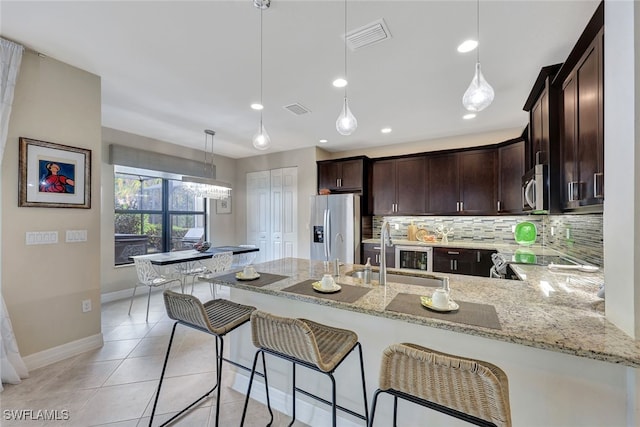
{"left": 114, "top": 172, "right": 207, "bottom": 265}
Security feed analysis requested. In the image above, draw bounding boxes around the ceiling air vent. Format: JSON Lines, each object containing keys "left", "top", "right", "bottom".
{"left": 283, "top": 103, "right": 311, "bottom": 116}
{"left": 345, "top": 18, "right": 392, "bottom": 51}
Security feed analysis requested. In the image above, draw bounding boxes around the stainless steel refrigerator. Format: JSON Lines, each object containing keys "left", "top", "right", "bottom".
{"left": 310, "top": 194, "right": 361, "bottom": 264}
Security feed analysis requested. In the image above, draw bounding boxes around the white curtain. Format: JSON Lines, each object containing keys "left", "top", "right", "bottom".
{"left": 0, "top": 37, "right": 28, "bottom": 392}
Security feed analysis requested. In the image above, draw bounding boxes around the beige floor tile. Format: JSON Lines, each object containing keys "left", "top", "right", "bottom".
{"left": 73, "top": 381, "right": 157, "bottom": 426}
{"left": 140, "top": 405, "right": 212, "bottom": 427}
{"left": 103, "top": 323, "right": 155, "bottom": 342}
{"left": 128, "top": 335, "right": 175, "bottom": 359}
{"left": 73, "top": 339, "right": 140, "bottom": 362}
{"left": 45, "top": 359, "right": 122, "bottom": 392}
{"left": 103, "top": 355, "right": 165, "bottom": 386}
{"left": 142, "top": 372, "right": 217, "bottom": 417}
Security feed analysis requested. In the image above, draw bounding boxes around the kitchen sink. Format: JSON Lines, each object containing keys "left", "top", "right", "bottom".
{"left": 346, "top": 270, "right": 444, "bottom": 287}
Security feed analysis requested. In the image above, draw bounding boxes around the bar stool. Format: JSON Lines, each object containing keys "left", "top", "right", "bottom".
{"left": 149, "top": 290, "right": 256, "bottom": 427}
{"left": 240, "top": 310, "right": 369, "bottom": 427}
{"left": 369, "top": 343, "right": 511, "bottom": 427}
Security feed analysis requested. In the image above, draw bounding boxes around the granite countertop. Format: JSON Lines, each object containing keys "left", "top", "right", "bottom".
{"left": 218, "top": 257, "right": 640, "bottom": 368}
{"left": 362, "top": 238, "right": 564, "bottom": 256}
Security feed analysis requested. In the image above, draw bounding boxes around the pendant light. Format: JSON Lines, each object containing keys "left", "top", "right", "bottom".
{"left": 335, "top": 0, "right": 357, "bottom": 136}
{"left": 252, "top": 0, "right": 271, "bottom": 150}
{"left": 462, "top": 0, "right": 494, "bottom": 112}
{"left": 182, "top": 130, "right": 232, "bottom": 200}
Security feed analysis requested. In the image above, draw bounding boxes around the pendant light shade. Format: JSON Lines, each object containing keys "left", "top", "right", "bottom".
{"left": 252, "top": 123, "right": 271, "bottom": 150}
{"left": 462, "top": 62, "right": 495, "bottom": 112}
{"left": 336, "top": 97, "right": 358, "bottom": 135}
{"left": 253, "top": 0, "right": 271, "bottom": 150}
{"left": 336, "top": 0, "right": 357, "bottom": 136}
{"left": 462, "top": 0, "right": 494, "bottom": 112}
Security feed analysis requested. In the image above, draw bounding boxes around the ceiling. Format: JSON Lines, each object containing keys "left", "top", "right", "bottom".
{"left": 1, "top": 1, "right": 600, "bottom": 159}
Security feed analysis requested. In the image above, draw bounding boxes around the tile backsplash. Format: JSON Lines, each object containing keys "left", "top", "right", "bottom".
{"left": 372, "top": 214, "right": 603, "bottom": 267}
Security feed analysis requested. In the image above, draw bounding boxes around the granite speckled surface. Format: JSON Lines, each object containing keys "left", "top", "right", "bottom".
{"left": 214, "top": 257, "right": 640, "bottom": 367}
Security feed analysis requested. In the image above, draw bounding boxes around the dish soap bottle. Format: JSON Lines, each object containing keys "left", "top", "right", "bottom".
{"left": 364, "top": 258, "right": 372, "bottom": 285}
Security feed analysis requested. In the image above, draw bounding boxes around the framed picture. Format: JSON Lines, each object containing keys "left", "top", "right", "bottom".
{"left": 216, "top": 197, "right": 231, "bottom": 214}
{"left": 18, "top": 137, "right": 91, "bottom": 208}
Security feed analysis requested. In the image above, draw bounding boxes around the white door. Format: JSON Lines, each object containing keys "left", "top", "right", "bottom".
{"left": 281, "top": 167, "right": 298, "bottom": 258}
{"left": 270, "top": 169, "right": 283, "bottom": 260}
{"left": 247, "top": 167, "right": 298, "bottom": 263}
{"left": 246, "top": 170, "right": 270, "bottom": 263}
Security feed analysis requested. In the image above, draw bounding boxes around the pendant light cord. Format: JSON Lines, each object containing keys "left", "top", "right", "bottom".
{"left": 344, "top": 0, "right": 348, "bottom": 100}
{"left": 476, "top": 0, "right": 480, "bottom": 64}
{"left": 260, "top": 5, "right": 264, "bottom": 129}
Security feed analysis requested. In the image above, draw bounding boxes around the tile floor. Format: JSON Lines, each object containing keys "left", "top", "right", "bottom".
{"left": 0, "top": 282, "right": 301, "bottom": 426}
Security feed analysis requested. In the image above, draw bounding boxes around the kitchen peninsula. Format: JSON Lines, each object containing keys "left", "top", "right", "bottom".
{"left": 218, "top": 258, "right": 637, "bottom": 427}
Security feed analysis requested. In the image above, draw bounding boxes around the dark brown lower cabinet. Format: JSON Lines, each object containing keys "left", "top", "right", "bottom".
{"left": 362, "top": 242, "right": 394, "bottom": 267}
{"left": 433, "top": 247, "right": 497, "bottom": 277}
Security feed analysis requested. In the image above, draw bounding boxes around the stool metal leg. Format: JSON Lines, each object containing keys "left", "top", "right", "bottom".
{"left": 329, "top": 373, "right": 337, "bottom": 427}
{"left": 241, "top": 350, "right": 274, "bottom": 427}
{"left": 368, "top": 389, "right": 382, "bottom": 427}
{"left": 213, "top": 336, "right": 223, "bottom": 427}
{"left": 393, "top": 395, "right": 398, "bottom": 427}
{"left": 357, "top": 343, "right": 369, "bottom": 426}
{"left": 149, "top": 322, "right": 178, "bottom": 426}
{"left": 288, "top": 362, "right": 296, "bottom": 427}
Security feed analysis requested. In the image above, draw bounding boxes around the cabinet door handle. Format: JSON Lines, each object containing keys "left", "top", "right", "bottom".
{"left": 460, "top": 201, "right": 464, "bottom": 211}
{"left": 450, "top": 260, "right": 454, "bottom": 270}
{"left": 454, "top": 260, "right": 458, "bottom": 271}
{"left": 373, "top": 246, "right": 381, "bottom": 250}
{"left": 568, "top": 181, "right": 579, "bottom": 201}
{"left": 477, "top": 251, "right": 481, "bottom": 263}
{"left": 594, "top": 173, "right": 604, "bottom": 198}
{"left": 448, "top": 251, "right": 459, "bottom": 255}
{"left": 497, "top": 200, "right": 501, "bottom": 211}
{"left": 456, "top": 202, "right": 460, "bottom": 212}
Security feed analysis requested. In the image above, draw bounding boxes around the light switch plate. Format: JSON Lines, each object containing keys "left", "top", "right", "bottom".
{"left": 66, "top": 230, "right": 88, "bottom": 242}
{"left": 26, "top": 231, "right": 58, "bottom": 245}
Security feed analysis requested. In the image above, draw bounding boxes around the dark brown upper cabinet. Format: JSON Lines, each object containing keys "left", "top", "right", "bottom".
{"left": 372, "top": 156, "right": 426, "bottom": 215}
{"left": 497, "top": 138, "right": 525, "bottom": 214}
{"left": 523, "top": 64, "right": 562, "bottom": 169}
{"left": 427, "top": 148, "right": 497, "bottom": 215}
{"left": 556, "top": 3, "right": 604, "bottom": 211}
{"left": 561, "top": 30, "right": 604, "bottom": 210}
{"left": 317, "top": 157, "right": 367, "bottom": 192}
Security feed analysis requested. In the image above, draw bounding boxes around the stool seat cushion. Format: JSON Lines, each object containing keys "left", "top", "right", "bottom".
{"left": 379, "top": 343, "right": 511, "bottom": 427}
{"left": 250, "top": 311, "right": 358, "bottom": 372}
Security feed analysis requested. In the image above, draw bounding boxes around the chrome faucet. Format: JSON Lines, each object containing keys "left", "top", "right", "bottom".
{"left": 379, "top": 220, "right": 393, "bottom": 286}
{"left": 333, "top": 233, "right": 344, "bottom": 276}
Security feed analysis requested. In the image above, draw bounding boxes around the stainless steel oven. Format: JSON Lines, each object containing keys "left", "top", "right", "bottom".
{"left": 395, "top": 245, "right": 433, "bottom": 272}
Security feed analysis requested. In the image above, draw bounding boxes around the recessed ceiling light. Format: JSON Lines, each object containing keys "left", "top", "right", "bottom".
{"left": 463, "top": 113, "right": 476, "bottom": 120}
{"left": 381, "top": 127, "right": 392, "bottom": 134}
{"left": 319, "top": 139, "right": 328, "bottom": 143}
{"left": 250, "top": 103, "right": 264, "bottom": 110}
{"left": 332, "top": 78, "right": 348, "bottom": 88}
{"left": 457, "top": 39, "right": 478, "bottom": 53}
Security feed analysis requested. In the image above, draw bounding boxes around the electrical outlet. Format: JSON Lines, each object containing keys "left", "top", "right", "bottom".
{"left": 551, "top": 226, "right": 556, "bottom": 236}
{"left": 82, "top": 299, "right": 92, "bottom": 313}
{"left": 511, "top": 225, "right": 516, "bottom": 233}
{"left": 394, "top": 223, "right": 400, "bottom": 230}
{"left": 566, "top": 229, "right": 571, "bottom": 239}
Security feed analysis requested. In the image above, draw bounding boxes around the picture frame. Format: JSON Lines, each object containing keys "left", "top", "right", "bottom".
{"left": 18, "top": 137, "right": 91, "bottom": 209}
{"left": 216, "top": 197, "right": 231, "bottom": 214}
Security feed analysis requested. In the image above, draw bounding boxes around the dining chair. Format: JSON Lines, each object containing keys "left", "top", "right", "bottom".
{"left": 231, "top": 245, "right": 258, "bottom": 269}
{"left": 129, "top": 257, "right": 182, "bottom": 322}
{"left": 198, "top": 251, "right": 233, "bottom": 298}
{"left": 174, "top": 259, "right": 210, "bottom": 295}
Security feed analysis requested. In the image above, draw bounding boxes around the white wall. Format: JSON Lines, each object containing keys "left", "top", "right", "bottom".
{"left": 100, "top": 127, "right": 238, "bottom": 295}
{"left": 603, "top": 0, "right": 639, "bottom": 338}
{"left": 2, "top": 51, "right": 102, "bottom": 356}
{"left": 236, "top": 147, "right": 317, "bottom": 259}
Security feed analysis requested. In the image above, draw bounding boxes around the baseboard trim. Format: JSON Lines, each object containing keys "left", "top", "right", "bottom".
{"left": 231, "top": 370, "right": 360, "bottom": 427}
{"left": 101, "top": 288, "right": 136, "bottom": 304}
{"left": 22, "top": 333, "right": 104, "bottom": 371}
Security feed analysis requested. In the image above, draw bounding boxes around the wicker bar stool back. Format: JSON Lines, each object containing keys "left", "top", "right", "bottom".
{"left": 369, "top": 343, "right": 512, "bottom": 427}
{"left": 241, "top": 310, "right": 369, "bottom": 427}
{"left": 148, "top": 290, "right": 256, "bottom": 427}
{"left": 129, "top": 257, "right": 182, "bottom": 322}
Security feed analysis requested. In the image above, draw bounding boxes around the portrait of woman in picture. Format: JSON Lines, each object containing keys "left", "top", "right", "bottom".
{"left": 39, "top": 161, "right": 75, "bottom": 193}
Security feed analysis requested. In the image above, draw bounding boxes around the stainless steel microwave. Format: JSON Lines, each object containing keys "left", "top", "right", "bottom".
{"left": 522, "top": 164, "right": 548, "bottom": 212}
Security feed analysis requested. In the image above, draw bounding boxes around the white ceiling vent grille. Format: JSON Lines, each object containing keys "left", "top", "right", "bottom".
{"left": 283, "top": 103, "right": 311, "bottom": 115}
{"left": 345, "top": 18, "right": 392, "bottom": 51}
